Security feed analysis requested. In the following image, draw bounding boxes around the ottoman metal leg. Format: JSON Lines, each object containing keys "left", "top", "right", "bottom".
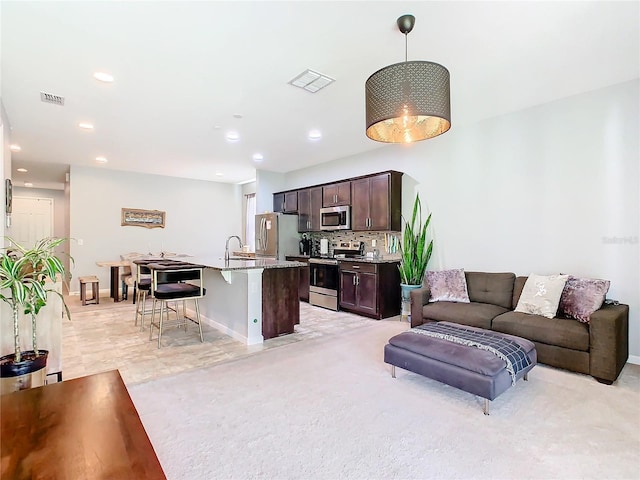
{"left": 483, "top": 399, "right": 490, "bottom": 416}
{"left": 391, "top": 365, "right": 396, "bottom": 378}
{"left": 524, "top": 372, "right": 529, "bottom": 381}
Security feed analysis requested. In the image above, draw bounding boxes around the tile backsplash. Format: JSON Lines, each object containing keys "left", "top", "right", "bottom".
{"left": 307, "top": 231, "right": 402, "bottom": 259}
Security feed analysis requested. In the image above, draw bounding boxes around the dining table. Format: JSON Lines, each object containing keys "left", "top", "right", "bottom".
{"left": 96, "top": 259, "right": 131, "bottom": 302}
{"left": 97, "top": 254, "right": 192, "bottom": 302}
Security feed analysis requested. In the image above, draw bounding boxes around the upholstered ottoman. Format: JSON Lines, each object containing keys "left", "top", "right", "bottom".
{"left": 384, "top": 321, "right": 537, "bottom": 414}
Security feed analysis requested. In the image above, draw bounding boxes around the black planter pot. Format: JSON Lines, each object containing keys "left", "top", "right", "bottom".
{"left": 0, "top": 350, "right": 48, "bottom": 394}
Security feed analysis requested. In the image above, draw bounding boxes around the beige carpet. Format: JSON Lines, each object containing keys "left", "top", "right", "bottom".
{"left": 129, "top": 321, "right": 640, "bottom": 480}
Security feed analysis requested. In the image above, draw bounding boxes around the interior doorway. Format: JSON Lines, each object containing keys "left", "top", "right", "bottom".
{"left": 11, "top": 196, "right": 54, "bottom": 247}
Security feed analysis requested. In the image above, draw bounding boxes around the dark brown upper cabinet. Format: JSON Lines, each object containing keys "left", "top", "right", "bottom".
{"left": 322, "top": 181, "right": 351, "bottom": 207}
{"left": 297, "top": 187, "right": 322, "bottom": 232}
{"left": 273, "top": 191, "right": 298, "bottom": 214}
{"left": 351, "top": 171, "right": 402, "bottom": 231}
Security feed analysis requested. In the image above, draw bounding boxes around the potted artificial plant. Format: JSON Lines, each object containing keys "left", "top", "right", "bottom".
{"left": 398, "top": 194, "right": 433, "bottom": 318}
{"left": 0, "top": 237, "right": 71, "bottom": 394}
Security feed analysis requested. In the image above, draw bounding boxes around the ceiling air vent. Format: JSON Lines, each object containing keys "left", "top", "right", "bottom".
{"left": 40, "top": 91, "right": 65, "bottom": 106}
{"left": 288, "top": 69, "right": 335, "bottom": 93}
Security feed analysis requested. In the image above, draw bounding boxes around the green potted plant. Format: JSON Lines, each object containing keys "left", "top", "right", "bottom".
{"left": 0, "top": 237, "right": 71, "bottom": 394}
{"left": 398, "top": 194, "right": 433, "bottom": 318}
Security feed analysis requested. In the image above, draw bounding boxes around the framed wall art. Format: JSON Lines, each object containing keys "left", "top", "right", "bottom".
{"left": 121, "top": 208, "right": 165, "bottom": 229}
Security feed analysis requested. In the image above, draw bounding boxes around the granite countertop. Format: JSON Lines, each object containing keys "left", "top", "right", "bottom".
{"left": 284, "top": 254, "right": 400, "bottom": 264}
{"left": 337, "top": 256, "right": 401, "bottom": 264}
{"left": 188, "top": 256, "right": 305, "bottom": 271}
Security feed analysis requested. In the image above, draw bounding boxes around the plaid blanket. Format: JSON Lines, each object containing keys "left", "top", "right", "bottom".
{"left": 411, "top": 323, "right": 531, "bottom": 385}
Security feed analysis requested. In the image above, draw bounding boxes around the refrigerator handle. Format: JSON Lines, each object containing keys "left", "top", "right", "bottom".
{"left": 262, "top": 217, "right": 267, "bottom": 251}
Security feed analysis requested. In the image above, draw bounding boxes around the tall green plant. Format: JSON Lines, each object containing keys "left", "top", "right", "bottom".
{"left": 0, "top": 237, "right": 71, "bottom": 363}
{"left": 398, "top": 194, "right": 433, "bottom": 285}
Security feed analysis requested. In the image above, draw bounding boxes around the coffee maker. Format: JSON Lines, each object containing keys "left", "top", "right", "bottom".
{"left": 299, "top": 233, "right": 312, "bottom": 256}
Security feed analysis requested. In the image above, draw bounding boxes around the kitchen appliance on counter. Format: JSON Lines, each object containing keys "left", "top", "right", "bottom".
{"left": 309, "top": 241, "right": 364, "bottom": 311}
{"left": 320, "top": 205, "right": 351, "bottom": 231}
{"left": 319, "top": 238, "right": 329, "bottom": 256}
{"left": 255, "top": 212, "right": 299, "bottom": 260}
{"left": 299, "top": 233, "right": 312, "bottom": 256}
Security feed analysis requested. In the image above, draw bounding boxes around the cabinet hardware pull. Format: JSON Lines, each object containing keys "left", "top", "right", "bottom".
{"left": 352, "top": 276, "right": 356, "bottom": 285}
{"left": 353, "top": 265, "right": 360, "bottom": 269}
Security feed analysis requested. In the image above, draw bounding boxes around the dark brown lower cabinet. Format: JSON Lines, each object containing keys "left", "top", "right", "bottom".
{"left": 262, "top": 267, "right": 299, "bottom": 338}
{"left": 338, "top": 261, "right": 400, "bottom": 319}
{"left": 286, "top": 256, "right": 309, "bottom": 302}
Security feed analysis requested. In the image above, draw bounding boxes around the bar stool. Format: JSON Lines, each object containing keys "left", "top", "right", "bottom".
{"left": 132, "top": 259, "right": 192, "bottom": 329}
{"left": 132, "top": 259, "right": 154, "bottom": 330}
{"left": 147, "top": 263, "right": 206, "bottom": 348}
{"left": 78, "top": 276, "right": 100, "bottom": 306}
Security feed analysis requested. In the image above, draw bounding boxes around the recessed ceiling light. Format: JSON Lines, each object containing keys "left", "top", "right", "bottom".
{"left": 93, "top": 72, "right": 114, "bottom": 83}
{"left": 232, "top": 113, "right": 243, "bottom": 119}
{"left": 225, "top": 131, "right": 240, "bottom": 142}
{"left": 16, "top": 168, "right": 28, "bottom": 173}
{"left": 96, "top": 156, "right": 108, "bottom": 163}
{"left": 24, "top": 182, "right": 33, "bottom": 187}
{"left": 78, "top": 122, "right": 94, "bottom": 130}
{"left": 252, "top": 153, "right": 264, "bottom": 162}
{"left": 308, "top": 129, "right": 322, "bottom": 141}
{"left": 215, "top": 172, "right": 224, "bottom": 177}
{"left": 10, "top": 144, "right": 21, "bottom": 152}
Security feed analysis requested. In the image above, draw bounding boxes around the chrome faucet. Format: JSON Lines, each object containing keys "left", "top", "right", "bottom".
{"left": 224, "top": 235, "right": 244, "bottom": 261}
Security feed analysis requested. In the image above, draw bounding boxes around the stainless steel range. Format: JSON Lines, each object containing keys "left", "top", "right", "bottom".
{"left": 308, "top": 241, "right": 364, "bottom": 311}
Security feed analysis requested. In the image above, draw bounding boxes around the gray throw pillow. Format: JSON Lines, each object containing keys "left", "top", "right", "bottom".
{"left": 425, "top": 268, "right": 470, "bottom": 303}
{"left": 559, "top": 275, "right": 610, "bottom": 323}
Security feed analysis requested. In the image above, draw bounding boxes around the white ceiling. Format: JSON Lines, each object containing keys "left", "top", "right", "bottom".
{"left": 3, "top": 1, "right": 639, "bottom": 187}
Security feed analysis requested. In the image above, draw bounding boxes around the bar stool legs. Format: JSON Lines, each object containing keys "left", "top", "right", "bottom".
{"left": 149, "top": 298, "right": 203, "bottom": 348}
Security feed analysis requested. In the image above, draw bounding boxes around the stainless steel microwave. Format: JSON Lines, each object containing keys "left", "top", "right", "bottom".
{"left": 320, "top": 205, "right": 351, "bottom": 231}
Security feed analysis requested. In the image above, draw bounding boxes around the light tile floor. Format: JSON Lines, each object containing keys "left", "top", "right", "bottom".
{"left": 61, "top": 294, "right": 406, "bottom": 386}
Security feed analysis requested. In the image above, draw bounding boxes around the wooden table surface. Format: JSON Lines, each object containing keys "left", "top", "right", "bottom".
{"left": 1, "top": 370, "right": 166, "bottom": 479}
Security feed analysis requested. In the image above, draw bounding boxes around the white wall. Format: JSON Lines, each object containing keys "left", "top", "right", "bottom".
{"left": 69, "top": 166, "right": 243, "bottom": 293}
{"left": 255, "top": 170, "right": 285, "bottom": 214}
{"left": 1, "top": 101, "right": 10, "bottom": 243}
{"left": 283, "top": 80, "right": 640, "bottom": 360}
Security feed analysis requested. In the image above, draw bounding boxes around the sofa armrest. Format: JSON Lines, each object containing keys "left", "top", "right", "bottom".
{"left": 589, "top": 303, "right": 629, "bottom": 383}
{"left": 410, "top": 287, "right": 431, "bottom": 328}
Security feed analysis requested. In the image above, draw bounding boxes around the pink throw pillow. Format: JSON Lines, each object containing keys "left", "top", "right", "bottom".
{"left": 559, "top": 275, "right": 610, "bottom": 323}
{"left": 425, "top": 269, "right": 470, "bottom": 303}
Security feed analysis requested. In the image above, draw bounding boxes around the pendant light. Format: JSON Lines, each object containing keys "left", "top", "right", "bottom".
{"left": 365, "top": 14, "right": 451, "bottom": 143}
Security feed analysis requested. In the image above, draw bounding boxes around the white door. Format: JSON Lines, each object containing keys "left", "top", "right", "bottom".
{"left": 11, "top": 197, "right": 54, "bottom": 248}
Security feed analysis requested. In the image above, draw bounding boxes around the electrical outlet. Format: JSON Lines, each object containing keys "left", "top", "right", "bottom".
{"left": 77, "top": 239, "right": 84, "bottom": 246}
{"left": 372, "top": 239, "right": 377, "bottom": 247}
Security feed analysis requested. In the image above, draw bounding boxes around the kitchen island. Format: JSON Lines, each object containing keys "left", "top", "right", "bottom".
{"left": 189, "top": 256, "right": 304, "bottom": 345}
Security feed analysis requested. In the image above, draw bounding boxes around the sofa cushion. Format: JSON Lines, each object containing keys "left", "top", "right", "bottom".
{"left": 513, "top": 276, "right": 528, "bottom": 308}
{"left": 423, "top": 302, "right": 509, "bottom": 330}
{"left": 514, "top": 274, "right": 569, "bottom": 319}
{"left": 492, "top": 311, "right": 589, "bottom": 352}
{"left": 425, "top": 268, "right": 470, "bottom": 303}
{"left": 465, "top": 272, "right": 515, "bottom": 309}
{"left": 559, "top": 276, "right": 610, "bottom": 323}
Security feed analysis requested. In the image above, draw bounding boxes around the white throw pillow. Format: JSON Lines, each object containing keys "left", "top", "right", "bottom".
{"left": 515, "top": 274, "right": 569, "bottom": 319}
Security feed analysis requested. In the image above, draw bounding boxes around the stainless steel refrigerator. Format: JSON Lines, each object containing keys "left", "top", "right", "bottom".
{"left": 255, "top": 213, "right": 299, "bottom": 260}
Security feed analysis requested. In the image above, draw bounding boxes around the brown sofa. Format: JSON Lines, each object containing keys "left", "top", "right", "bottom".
{"left": 410, "top": 271, "right": 629, "bottom": 384}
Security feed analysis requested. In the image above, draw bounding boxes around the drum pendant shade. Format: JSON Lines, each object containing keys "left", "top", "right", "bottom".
{"left": 365, "top": 15, "right": 451, "bottom": 143}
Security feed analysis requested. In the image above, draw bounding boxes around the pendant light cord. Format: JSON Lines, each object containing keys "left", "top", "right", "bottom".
{"left": 404, "top": 33, "right": 408, "bottom": 62}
